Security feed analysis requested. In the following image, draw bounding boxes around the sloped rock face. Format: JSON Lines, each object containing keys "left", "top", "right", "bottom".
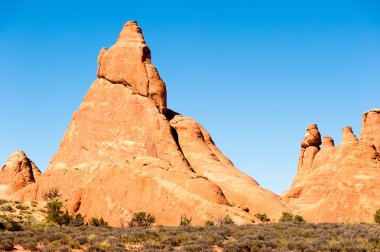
{"left": 17, "top": 21, "right": 290, "bottom": 225}
{"left": 0, "top": 151, "right": 41, "bottom": 198}
{"left": 282, "top": 110, "right": 380, "bottom": 222}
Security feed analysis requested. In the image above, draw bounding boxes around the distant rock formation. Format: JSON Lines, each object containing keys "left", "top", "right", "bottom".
{"left": 0, "top": 151, "right": 41, "bottom": 198}
{"left": 16, "top": 21, "right": 291, "bottom": 226}
{"left": 282, "top": 109, "right": 380, "bottom": 222}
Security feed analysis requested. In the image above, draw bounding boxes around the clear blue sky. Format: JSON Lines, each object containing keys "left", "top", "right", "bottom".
{"left": 1, "top": 1, "right": 379, "bottom": 194}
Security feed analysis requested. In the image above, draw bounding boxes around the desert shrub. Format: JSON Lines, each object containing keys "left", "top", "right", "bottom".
{"left": 70, "top": 213, "right": 85, "bottom": 226}
{"left": 4, "top": 218, "right": 22, "bottom": 231}
{"left": 180, "top": 215, "right": 192, "bottom": 227}
{"left": 16, "top": 204, "right": 29, "bottom": 210}
{"left": 85, "top": 245, "right": 106, "bottom": 252}
{"left": 0, "top": 238, "right": 14, "bottom": 251}
{"left": 19, "top": 238, "right": 37, "bottom": 251}
{"left": 218, "top": 215, "right": 235, "bottom": 225}
{"left": 43, "top": 187, "right": 61, "bottom": 200}
{"left": 1, "top": 204, "right": 13, "bottom": 211}
{"left": 294, "top": 214, "right": 305, "bottom": 223}
{"left": 205, "top": 220, "right": 214, "bottom": 226}
{"left": 46, "top": 200, "right": 64, "bottom": 225}
{"left": 374, "top": 209, "right": 380, "bottom": 224}
{"left": 279, "top": 211, "right": 294, "bottom": 222}
{"left": 279, "top": 212, "right": 305, "bottom": 223}
{"left": 255, "top": 213, "right": 270, "bottom": 223}
{"left": 0, "top": 221, "right": 5, "bottom": 230}
{"left": 128, "top": 212, "right": 156, "bottom": 227}
{"left": 90, "top": 217, "right": 109, "bottom": 227}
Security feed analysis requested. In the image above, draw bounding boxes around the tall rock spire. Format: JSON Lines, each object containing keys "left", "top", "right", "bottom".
{"left": 97, "top": 21, "right": 167, "bottom": 114}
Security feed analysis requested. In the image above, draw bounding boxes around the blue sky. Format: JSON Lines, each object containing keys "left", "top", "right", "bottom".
{"left": 0, "top": 1, "right": 379, "bottom": 194}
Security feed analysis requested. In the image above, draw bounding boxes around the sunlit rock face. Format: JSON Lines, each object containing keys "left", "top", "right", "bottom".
{"left": 0, "top": 151, "right": 41, "bottom": 198}
{"left": 282, "top": 110, "right": 380, "bottom": 223}
{"left": 16, "top": 21, "right": 291, "bottom": 226}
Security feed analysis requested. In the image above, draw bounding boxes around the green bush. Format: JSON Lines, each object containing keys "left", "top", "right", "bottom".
{"left": 46, "top": 200, "right": 64, "bottom": 225}
{"left": 205, "top": 220, "right": 214, "bottom": 226}
{"left": 279, "top": 212, "right": 294, "bottom": 222}
{"left": 90, "top": 217, "right": 108, "bottom": 227}
{"left": 279, "top": 212, "right": 305, "bottom": 223}
{"left": 180, "top": 215, "right": 192, "bottom": 226}
{"left": 128, "top": 212, "right": 156, "bottom": 227}
{"left": 70, "top": 213, "right": 85, "bottom": 226}
{"left": 374, "top": 209, "right": 380, "bottom": 224}
{"left": 254, "top": 213, "right": 270, "bottom": 223}
{"left": 294, "top": 215, "right": 305, "bottom": 223}
{"left": 45, "top": 200, "right": 84, "bottom": 226}
{"left": 218, "top": 215, "right": 235, "bottom": 225}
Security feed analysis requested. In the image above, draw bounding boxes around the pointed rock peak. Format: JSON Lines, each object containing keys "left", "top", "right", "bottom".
{"left": 341, "top": 126, "right": 358, "bottom": 144}
{"left": 0, "top": 151, "right": 41, "bottom": 195}
{"left": 97, "top": 21, "right": 167, "bottom": 114}
{"left": 3, "top": 151, "right": 28, "bottom": 170}
{"left": 117, "top": 21, "right": 146, "bottom": 45}
{"left": 301, "top": 124, "right": 322, "bottom": 148}
{"left": 322, "top": 136, "right": 335, "bottom": 149}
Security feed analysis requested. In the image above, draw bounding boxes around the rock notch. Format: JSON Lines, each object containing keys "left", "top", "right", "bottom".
{"left": 16, "top": 21, "right": 291, "bottom": 225}
{"left": 282, "top": 110, "right": 380, "bottom": 222}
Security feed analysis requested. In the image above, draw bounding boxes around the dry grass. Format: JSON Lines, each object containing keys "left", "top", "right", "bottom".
{"left": 1, "top": 222, "right": 380, "bottom": 251}
{"left": 0, "top": 199, "right": 47, "bottom": 228}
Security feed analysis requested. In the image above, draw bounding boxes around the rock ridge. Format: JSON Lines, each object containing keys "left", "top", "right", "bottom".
{"left": 282, "top": 108, "right": 380, "bottom": 222}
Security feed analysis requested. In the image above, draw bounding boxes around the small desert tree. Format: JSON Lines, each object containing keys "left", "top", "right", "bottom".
{"left": 179, "top": 215, "right": 192, "bottom": 227}
{"left": 279, "top": 212, "right": 294, "bottom": 222}
{"left": 255, "top": 213, "right": 270, "bottom": 223}
{"left": 128, "top": 212, "right": 156, "bottom": 227}
{"left": 205, "top": 220, "right": 215, "bottom": 226}
{"left": 218, "top": 215, "right": 235, "bottom": 225}
{"left": 43, "top": 187, "right": 61, "bottom": 201}
{"left": 90, "top": 217, "right": 108, "bottom": 227}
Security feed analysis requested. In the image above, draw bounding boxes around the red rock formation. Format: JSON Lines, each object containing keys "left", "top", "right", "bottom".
{"left": 0, "top": 151, "right": 41, "bottom": 198}
{"left": 97, "top": 21, "right": 167, "bottom": 114}
{"left": 282, "top": 110, "right": 380, "bottom": 222}
{"left": 17, "top": 21, "right": 291, "bottom": 226}
{"left": 361, "top": 109, "right": 380, "bottom": 152}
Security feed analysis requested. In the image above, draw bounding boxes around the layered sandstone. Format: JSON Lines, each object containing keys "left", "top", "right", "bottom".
{"left": 17, "top": 21, "right": 290, "bottom": 225}
{"left": 0, "top": 151, "right": 41, "bottom": 198}
{"left": 282, "top": 110, "right": 380, "bottom": 222}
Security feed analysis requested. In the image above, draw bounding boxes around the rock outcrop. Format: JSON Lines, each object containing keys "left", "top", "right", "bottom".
{"left": 17, "top": 21, "right": 290, "bottom": 226}
{"left": 97, "top": 21, "right": 166, "bottom": 114}
{"left": 0, "top": 151, "right": 41, "bottom": 198}
{"left": 282, "top": 109, "right": 380, "bottom": 222}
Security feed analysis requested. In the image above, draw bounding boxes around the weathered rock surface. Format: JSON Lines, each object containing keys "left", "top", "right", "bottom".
{"left": 0, "top": 151, "right": 41, "bottom": 198}
{"left": 282, "top": 110, "right": 380, "bottom": 222}
{"left": 16, "top": 21, "right": 291, "bottom": 226}
{"left": 97, "top": 21, "right": 167, "bottom": 114}
{"left": 361, "top": 109, "right": 380, "bottom": 152}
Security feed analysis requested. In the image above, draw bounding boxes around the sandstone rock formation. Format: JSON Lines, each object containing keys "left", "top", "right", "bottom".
{"left": 282, "top": 109, "right": 380, "bottom": 222}
{"left": 0, "top": 151, "right": 41, "bottom": 198}
{"left": 17, "top": 21, "right": 291, "bottom": 226}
